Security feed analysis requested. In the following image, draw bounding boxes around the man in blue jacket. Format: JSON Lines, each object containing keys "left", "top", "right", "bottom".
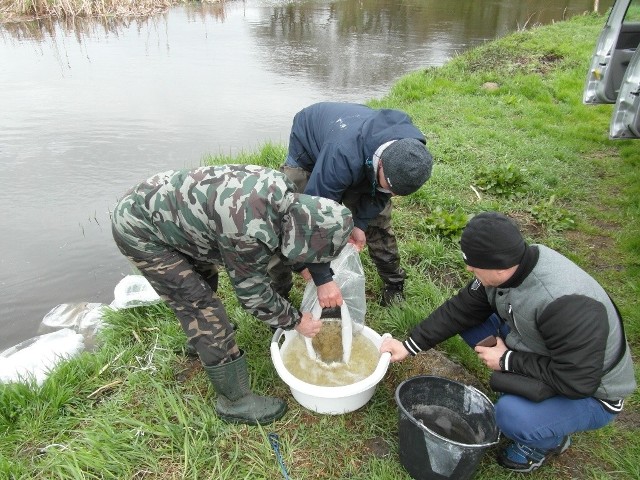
{"left": 276, "top": 102, "right": 433, "bottom": 308}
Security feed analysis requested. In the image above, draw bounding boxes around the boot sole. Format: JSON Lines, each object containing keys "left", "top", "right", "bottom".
{"left": 217, "top": 404, "right": 288, "bottom": 426}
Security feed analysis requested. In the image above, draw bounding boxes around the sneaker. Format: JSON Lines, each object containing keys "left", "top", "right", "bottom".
{"left": 381, "top": 284, "right": 404, "bottom": 306}
{"left": 497, "top": 436, "right": 571, "bottom": 473}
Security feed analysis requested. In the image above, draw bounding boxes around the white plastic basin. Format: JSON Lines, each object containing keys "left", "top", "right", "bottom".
{"left": 270, "top": 326, "right": 391, "bottom": 414}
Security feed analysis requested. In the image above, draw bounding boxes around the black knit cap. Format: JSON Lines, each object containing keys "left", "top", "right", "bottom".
{"left": 382, "top": 138, "right": 433, "bottom": 196}
{"left": 460, "top": 212, "right": 526, "bottom": 269}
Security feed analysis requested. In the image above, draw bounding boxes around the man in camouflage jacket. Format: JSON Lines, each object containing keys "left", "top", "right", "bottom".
{"left": 111, "top": 164, "right": 353, "bottom": 425}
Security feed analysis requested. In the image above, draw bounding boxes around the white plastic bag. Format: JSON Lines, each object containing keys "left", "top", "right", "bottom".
{"left": 110, "top": 274, "right": 161, "bottom": 310}
{"left": 0, "top": 328, "right": 84, "bottom": 385}
{"left": 300, "top": 243, "right": 366, "bottom": 327}
{"left": 0, "top": 302, "right": 104, "bottom": 385}
{"left": 40, "top": 302, "right": 105, "bottom": 340}
{"left": 0, "top": 275, "right": 160, "bottom": 386}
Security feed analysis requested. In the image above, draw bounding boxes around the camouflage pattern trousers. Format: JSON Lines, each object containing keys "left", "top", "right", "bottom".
{"left": 112, "top": 226, "right": 240, "bottom": 366}
{"left": 277, "top": 164, "right": 406, "bottom": 287}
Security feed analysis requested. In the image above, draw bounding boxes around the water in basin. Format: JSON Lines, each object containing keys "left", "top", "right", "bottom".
{"left": 282, "top": 321, "right": 379, "bottom": 387}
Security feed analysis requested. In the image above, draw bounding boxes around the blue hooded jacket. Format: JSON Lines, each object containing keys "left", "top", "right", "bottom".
{"left": 287, "top": 102, "right": 427, "bottom": 231}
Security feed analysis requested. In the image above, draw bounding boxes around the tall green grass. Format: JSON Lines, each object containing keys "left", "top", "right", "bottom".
{"left": 1, "top": 12, "right": 638, "bottom": 479}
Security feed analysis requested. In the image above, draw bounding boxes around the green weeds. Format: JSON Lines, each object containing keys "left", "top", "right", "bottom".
{"left": 417, "top": 207, "right": 469, "bottom": 240}
{"left": 474, "top": 162, "right": 529, "bottom": 198}
{"left": 527, "top": 195, "right": 577, "bottom": 231}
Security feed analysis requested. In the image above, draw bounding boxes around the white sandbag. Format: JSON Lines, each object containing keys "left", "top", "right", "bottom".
{"left": 0, "top": 328, "right": 84, "bottom": 385}
{"left": 40, "top": 302, "right": 105, "bottom": 341}
{"left": 110, "top": 274, "right": 161, "bottom": 310}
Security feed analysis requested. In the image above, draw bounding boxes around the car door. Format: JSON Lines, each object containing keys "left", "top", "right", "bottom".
{"left": 584, "top": 0, "right": 636, "bottom": 105}
{"left": 584, "top": 0, "right": 640, "bottom": 138}
{"left": 610, "top": 46, "right": 640, "bottom": 138}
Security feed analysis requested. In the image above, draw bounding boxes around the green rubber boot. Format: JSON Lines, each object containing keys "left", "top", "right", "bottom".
{"left": 203, "top": 352, "right": 287, "bottom": 425}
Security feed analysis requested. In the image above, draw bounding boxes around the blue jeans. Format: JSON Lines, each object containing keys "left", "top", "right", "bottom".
{"left": 460, "top": 313, "right": 510, "bottom": 346}
{"left": 495, "top": 394, "right": 616, "bottom": 450}
{"left": 460, "top": 315, "right": 617, "bottom": 451}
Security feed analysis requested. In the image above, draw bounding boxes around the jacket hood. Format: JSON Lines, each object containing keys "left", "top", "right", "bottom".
{"left": 281, "top": 194, "right": 353, "bottom": 264}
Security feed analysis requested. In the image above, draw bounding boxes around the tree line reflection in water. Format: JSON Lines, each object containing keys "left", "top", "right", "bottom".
{"left": 1, "top": 0, "right": 613, "bottom": 90}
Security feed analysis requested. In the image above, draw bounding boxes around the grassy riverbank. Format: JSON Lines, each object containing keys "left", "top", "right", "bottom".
{"left": 2, "top": 12, "right": 639, "bottom": 480}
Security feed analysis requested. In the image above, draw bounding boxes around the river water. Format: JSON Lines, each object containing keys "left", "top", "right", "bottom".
{"left": 0, "top": 0, "right": 613, "bottom": 350}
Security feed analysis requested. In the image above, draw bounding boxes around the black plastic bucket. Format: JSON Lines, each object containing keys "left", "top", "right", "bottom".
{"left": 395, "top": 375, "right": 499, "bottom": 480}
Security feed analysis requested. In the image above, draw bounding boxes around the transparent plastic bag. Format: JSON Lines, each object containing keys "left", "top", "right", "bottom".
{"left": 40, "top": 302, "right": 105, "bottom": 343}
{"left": 300, "top": 243, "right": 366, "bottom": 327}
{"left": 110, "top": 274, "right": 161, "bottom": 310}
{"left": 300, "top": 244, "right": 366, "bottom": 363}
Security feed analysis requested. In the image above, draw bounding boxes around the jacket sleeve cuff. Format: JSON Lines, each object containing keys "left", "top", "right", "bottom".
{"left": 306, "top": 262, "right": 334, "bottom": 286}
{"left": 282, "top": 311, "right": 302, "bottom": 330}
{"left": 499, "top": 350, "right": 513, "bottom": 371}
{"left": 403, "top": 337, "right": 422, "bottom": 356}
{"left": 353, "top": 218, "right": 368, "bottom": 231}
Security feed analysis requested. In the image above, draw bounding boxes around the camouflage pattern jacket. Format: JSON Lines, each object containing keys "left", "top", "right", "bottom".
{"left": 112, "top": 164, "right": 352, "bottom": 329}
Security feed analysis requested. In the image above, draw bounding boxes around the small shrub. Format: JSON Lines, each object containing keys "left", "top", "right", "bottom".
{"left": 474, "top": 162, "right": 528, "bottom": 198}
{"left": 527, "top": 196, "right": 576, "bottom": 231}
{"left": 419, "top": 207, "right": 470, "bottom": 239}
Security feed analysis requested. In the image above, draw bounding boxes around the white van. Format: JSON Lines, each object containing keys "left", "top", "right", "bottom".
{"left": 584, "top": 0, "right": 640, "bottom": 139}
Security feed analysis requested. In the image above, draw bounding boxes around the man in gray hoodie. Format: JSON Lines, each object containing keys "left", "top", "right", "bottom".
{"left": 381, "top": 212, "right": 636, "bottom": 473}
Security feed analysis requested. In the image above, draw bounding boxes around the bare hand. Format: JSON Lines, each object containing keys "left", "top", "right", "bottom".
{"left": 316, "top": 281, "right": 343, "bottom": 308}
{"left": 347, "top": 227, "right": 366, "bottom": 251}
{"left": 474, "top": 336, "right": 508, "bottom": 370}
{"left": 294, "top": 311, "right": 322, "bottom": 337}
{"left": 380, "top": 337, "right": 410, "bottom": 363}
{"left": 299, "top": 268, "right": 312, "bottom": 282}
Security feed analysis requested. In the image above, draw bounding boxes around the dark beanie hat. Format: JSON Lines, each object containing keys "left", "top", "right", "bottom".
{"left": 460, "top": 212, "right": 526, "bottom": 269}
{"left": 382, "top": 138, "right": 433, "bottom": 196}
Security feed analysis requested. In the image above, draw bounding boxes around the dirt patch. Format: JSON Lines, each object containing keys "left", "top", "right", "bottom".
{"left": 536, "top": 52, "right": 563, "bottom": 73}
{"left": 364, "top": 436, "right": 391, "bottom": 458}
{"left": 615, "top": 408, "right": 640, "bottom": 429}
{"left": 174, "top": 357, "right": 202, "bottom": 384}
{"left": 510, "top": 52, "right": 564, "bottom": 75}
{"left": 509, "top": 210, "right": 545, "bottom": 240}
{"left": 430, "top": 268, "right": 465, "bottom": 290}
{"left": 400, "top": 349, "right": 487, "bottom": 393}
{"left": 564, "top": 228, "right": 623, "bottom": 273}
{"left": 550, "top": 447, "right": 593, "bottom": 480}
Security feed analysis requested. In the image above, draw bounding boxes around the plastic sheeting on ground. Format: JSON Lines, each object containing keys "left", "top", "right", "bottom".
{"left": 0, "top": 275, "right": 161, "bottom": 385}
{"left": 0, "top": 328, "right": 84, "bottom": 385}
